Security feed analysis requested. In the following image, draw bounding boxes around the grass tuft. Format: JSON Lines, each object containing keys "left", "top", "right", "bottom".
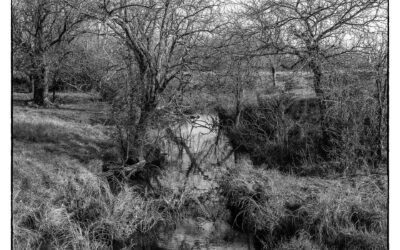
{"left": 219, "top": 163, "right": 387, "bottom": 249}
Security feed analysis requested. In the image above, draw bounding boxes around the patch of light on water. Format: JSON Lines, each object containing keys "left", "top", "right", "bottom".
{"left": 163, "top": 114, "right": 234, "bottom": 194}
{"left": 157, "top": 115, "right": 253, "bottom": 249}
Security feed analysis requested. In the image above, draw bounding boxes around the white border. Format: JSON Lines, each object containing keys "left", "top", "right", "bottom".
{"left": 1, "top": 0, "right": 11, "bottom": 248}
{"left": 4, "top": 0, "right": 395, "bottom": 249}
{"left": 389, "top": 0, "right": 398, "bottom": 248}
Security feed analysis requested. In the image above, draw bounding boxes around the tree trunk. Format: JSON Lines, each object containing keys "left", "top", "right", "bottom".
{"left": 29, "top": 75, "right": 34, "bottom": 94}
{"left": 309, "top": 58, "right": 329, "bottom": 159}
{"left": 309, "top": 59, "right": 323, "bottom": 98}
{"left": 33, "top": 56, "right": 50, "bottom": 106}
{"left": 133, "top": 113, "right": 149, "bottom": 161}
{"left": 44, "top": 63, "right": 50, "bottom": 99}
{"left": 52, "top": 85, "right": 56, "bottom": 103}
{"left": 132, "top": 99, "right": 158, "bottom": 161}
{"left": 33, "top": 74, "right": 44, "bottom": 105}
{"left": 271, "top": 65, "right": 276, "bottom": 87}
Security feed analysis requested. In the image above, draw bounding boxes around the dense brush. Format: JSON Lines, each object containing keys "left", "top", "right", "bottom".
{"left": 219, "top": 163, "right": 387, "bottom": 250}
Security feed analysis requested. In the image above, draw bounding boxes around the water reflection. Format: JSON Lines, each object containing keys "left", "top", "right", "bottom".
{"left": 156, "top": 115, "right": 252, "bottom": 249}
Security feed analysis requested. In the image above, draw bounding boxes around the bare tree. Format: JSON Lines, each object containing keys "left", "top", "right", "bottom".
{"left": 244, "top": 0, "right": 386, "bottom": 98}
{"left": 241, "top": 0, "right": 386, "bottom": 157}
{"left": 12, "top": 0, "right": 86, "bottom": 105}
{"left": 89, "top": 0, "right": 222, "bottom": 159}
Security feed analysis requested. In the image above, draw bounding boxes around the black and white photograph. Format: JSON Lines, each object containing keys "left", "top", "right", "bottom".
{"left": 10, "top": 0, "right": 390, "bottom": 249}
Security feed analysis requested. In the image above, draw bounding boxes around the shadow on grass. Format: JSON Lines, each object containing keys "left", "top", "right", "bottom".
{"left": 55, "top": 106, "right": 112, "bottom": 125}
{"left": 13, "top": 99, "right": 30, "bottom": 107}
{"left": 13, "top": 121, "right": 114, "bottom": 164}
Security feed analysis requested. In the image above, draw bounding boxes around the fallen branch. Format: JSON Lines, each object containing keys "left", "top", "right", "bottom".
{"left": 102, "top": 160, "right": 147, "bottom": 180}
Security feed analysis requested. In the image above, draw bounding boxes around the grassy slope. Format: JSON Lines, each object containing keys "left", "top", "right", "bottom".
{"left": 12, "top": 93, "right": 231, "bottom": 249}
{"left": 12, "top": 94, "right": 184, "bottom": 249}
{"left": 13, "top": 94, "right": 112, "bottom": 248}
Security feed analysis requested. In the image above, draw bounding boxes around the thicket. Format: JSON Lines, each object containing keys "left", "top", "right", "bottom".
{"left": 216, "top": 71, "right": 387, "bottom": 175}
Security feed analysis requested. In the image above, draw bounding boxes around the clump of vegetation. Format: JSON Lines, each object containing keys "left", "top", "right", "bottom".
{"left": 217, "top": 70, "right": 387, "bottom": 176}
{"left": 219, "top": 163, "right": 387, "bottom": 249}
{"left": 323, "top": 71, "right": 387, "bottom": 170}
{"left": 12, "top": 105, "right": 189, "bottom": 249}
{"left": 13, "top": 148, "right": 188, "bottom": 249}
{"left": 217, "top": 94, "right": 323, "bottom": 169}
{"left": 14, "top": 171, "right": 183, "bottom": 249}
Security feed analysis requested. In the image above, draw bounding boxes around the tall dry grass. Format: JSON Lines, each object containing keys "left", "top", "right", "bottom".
{"left": 219, "top": 162, "right": 387, "bottom": 249}
{"left": 12, "top": 105, "right": 188, "bottom": 249}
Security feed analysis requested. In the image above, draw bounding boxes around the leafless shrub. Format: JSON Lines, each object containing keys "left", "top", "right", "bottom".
{"left": 323, "top": 70, "right": 387, "bottom": 172}
{"left": 217, "top": 94, "right": 324, "bottom": 170}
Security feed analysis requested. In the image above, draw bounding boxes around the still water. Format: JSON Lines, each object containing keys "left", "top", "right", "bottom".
{"left": 156, "top": 115, "right": 253, "bottom": 250}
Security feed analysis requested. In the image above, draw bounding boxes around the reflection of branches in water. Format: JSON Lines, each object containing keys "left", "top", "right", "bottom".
{"left": 188, "top": 117, "right": 225, "bottom": 165}
{"left": 190, "top": 116, "right": 237, "bottom": 167}
{"left": 165, "top": 127, "right": 203, "bottom": 177}
{"left": 190, "top": 116, "right": 219, "bottom": 134}
{"left": 165, "top": 115, "right": 234, "bottom": 178}
{"left": 215, "top": 148, "right": 236, "bottom": 166}
{"left": 196, "top": 140, "right": 217, "bottom": 166}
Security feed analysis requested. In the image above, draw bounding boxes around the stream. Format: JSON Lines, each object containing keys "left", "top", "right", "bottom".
{"left": 156, "top": 115, "right": 254, "bottom": 250}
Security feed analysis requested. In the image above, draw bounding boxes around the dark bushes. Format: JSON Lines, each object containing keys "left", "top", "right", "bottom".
{"left": 102, "top": 144, "right": 168, "bottom": 194}
{"left": 216, "top": 94, "right": 323, "bottom": 169}
{"left": 99, "top": 83, "right": 119, "bottom": 102}
{"left": 323, "top": 71, "right": 387, "bottom": 170}
{"left": 217, "top": 71, "right": 387, "bottom": 173}
{"left": 12, "top": 72, "right": 32, "bottom": 93}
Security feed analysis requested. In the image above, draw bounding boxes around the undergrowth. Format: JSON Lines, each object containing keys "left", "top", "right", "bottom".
{"left": 219, "top": 162, "right": 387, "bottom": 250}
{"left": 13, "top": 147, "right": 187, "bottom": 249}
{"left": 216, "top": 71, "right": 387, "bottom": 175}
{"left": 12, "top": 105, "right": 189, "bottom": 249}
{"left": 12, "top": 90, "right": 388, "bottom": 249}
